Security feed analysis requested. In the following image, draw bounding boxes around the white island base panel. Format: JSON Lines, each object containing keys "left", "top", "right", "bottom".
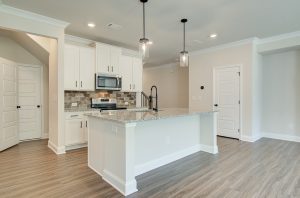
{"left": 88, "top": 112, "right": 218, "bottom": 196}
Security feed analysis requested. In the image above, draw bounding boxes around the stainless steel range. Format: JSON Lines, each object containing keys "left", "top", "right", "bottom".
{"left": 91, "top": 98, "right": 127, "bottom": 111}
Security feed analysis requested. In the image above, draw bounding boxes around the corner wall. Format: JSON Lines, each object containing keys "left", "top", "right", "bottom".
{"left": 261, "top": 50, "right": 300, "bottom": 141}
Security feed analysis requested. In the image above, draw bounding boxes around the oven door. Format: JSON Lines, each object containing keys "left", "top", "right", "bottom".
{"left": 96, "top": 75, "right": 121, "bottom": 90}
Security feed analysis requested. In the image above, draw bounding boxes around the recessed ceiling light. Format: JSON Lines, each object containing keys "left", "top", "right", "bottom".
{"left": 87, "top": 23, "right": 96, "bottom": 28}
{"left": 209, "top": 33, "right": 218, "bottom": 39}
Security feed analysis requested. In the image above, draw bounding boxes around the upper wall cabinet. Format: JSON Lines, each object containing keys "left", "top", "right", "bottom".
{"left": 64, "top": 44, "right": 95, "bottom": 91}
{"left": 96, "top": 43, "right": 121, "bottom": 75}
{"left": 119, "top": 55, "right": 143, "bottom": 92}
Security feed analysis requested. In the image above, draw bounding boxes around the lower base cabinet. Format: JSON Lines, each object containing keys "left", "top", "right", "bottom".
{"left": 65, "top": 112, "right": 91, "bottom": 150}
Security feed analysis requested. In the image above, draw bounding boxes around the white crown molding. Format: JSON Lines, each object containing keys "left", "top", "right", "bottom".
{"left": 190, "top": 37, "right": 259, "bottom": 56}
{"left": 65, "top": 34, "right": 95, "bottom": 46}
{"left": 0, "top": 4, "right": 69, "bottom": 28}
{"left": 257, "top": 31, "right": 300, "bottom": 45}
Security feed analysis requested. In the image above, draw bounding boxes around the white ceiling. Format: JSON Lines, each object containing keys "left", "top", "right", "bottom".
{"left": 2, "top": 0, "right": 300, "bottom": 67}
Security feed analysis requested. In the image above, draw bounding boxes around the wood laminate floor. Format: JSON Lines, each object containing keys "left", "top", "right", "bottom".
{"left": 0, "top": 137, "right": 299, "bottom": 198}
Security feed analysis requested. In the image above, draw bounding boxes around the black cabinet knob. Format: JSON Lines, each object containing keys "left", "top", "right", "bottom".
{"left": 37, "top": 105, "right": 41, "bottom": 108}
{"left": 214, "top": 104, "right": 218, "bottom": 107}
{"left": 17, "top": 106, "right": 21, "bottom": 109}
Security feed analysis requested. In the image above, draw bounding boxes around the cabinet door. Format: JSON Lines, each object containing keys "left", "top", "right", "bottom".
{"left": 110, "top": 46, "right": 121, "bottom": 74}
{"left": 132, "top": 57, "right": 143, "bottom": 92}
{"left": 64, "top": 44, "right": 80, "bottom": 90}
{"left": 96, "top": 43, "right": 110, "bottom": 74}
{"left": 79, "top": 47, "right": 95, "bottom": 91}
{"left": 119, "top": 55, "right": 133, "bottom": 92}
{"left": 65, "top": 118, "right": 85, "bottom": 146}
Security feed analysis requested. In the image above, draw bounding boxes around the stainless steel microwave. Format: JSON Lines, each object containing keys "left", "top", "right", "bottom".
{"left": 95, "top": 73, "right": 122, "bottom": 91}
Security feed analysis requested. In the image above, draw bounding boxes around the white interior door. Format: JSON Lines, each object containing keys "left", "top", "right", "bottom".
{"left": 214, "top": 66, "right": 240, "bottom": 139}
{"left": 18, "top": 66, "right": 42, "bottom": 141}
{"left": 0, "top": 60, "right": 19, "bottom": 151}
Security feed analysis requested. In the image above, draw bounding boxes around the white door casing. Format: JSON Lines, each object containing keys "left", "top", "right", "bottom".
{"left": 214, "top": 66, "right": 240, "bottom": 139}
{"left": 0, "top": 59, "right": 19, "bottom": 151}
{"left": 18, "top": 66, "right": 42, "bottom": 141}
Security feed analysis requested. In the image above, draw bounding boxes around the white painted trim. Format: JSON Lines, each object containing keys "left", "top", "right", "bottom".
{"left": 48, "top": 140, "right": 66, "bottom": 154}
{"left": 241, "top": 135, "right": 261, "bottom": 142}
{"left": 41, "top": 132, "right": 49, "bottom": 139}
{"left": 200, "top": 144, "right": 219, "bottom": 154}
{"left": 190, "top": 38, "right": 258, "bottom": 56}
{"left": 65, "top": 143, "right": 87, "bottom": 151}
{"left": 0, "top": 4, "right": 69, "bottom": 28}
{"left": 65, "top": 34, "right": 95, "bottom": 46}
{"left": 213, "top": 65, "right": 243, "bottom": 140}
{"left": 257, "top": 31, "right": 300, "bottom": 45}
{"left": 135, "top": 144, "right": 201, "bottom": 176}
{"left": 261, "top": 132, "right": 300, "bottom": 143}
{"left": 102, "top": 169, "right": 138, "bottom": 196}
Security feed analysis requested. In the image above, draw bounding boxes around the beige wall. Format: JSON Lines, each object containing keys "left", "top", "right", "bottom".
{"left": 189, "top": 42, "right": 255, "bottom": 139}
{"left": 143, "top": 63, "right": 189, "bottom": 108}
{"left": 261, "top": 50, "right": 300, "bottom": 138}
{"left": 0, "top": 35, "right": 41, "bottom": 65}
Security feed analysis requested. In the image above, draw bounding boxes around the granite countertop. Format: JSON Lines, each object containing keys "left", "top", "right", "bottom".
{"left": 64, "top": 108, "right": 100, "bottom": 112}
{"left": 86, "top": 108, "right": 217, "bottom": 124}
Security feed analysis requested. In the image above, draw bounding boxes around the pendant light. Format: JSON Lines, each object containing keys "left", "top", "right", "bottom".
{"left": 139, "top": 0, "right": 150, "bottom": 59}
{"left": 180, "top": 18, "right": 189, "bottom": 67}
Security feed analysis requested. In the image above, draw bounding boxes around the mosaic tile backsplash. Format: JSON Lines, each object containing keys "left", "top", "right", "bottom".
{"left": 64, "top": 91, "right": 136, "bottom": 109}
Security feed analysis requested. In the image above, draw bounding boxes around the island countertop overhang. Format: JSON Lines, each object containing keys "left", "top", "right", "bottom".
{"left": 85, "top": 108, "right": 217, "bottom": 124}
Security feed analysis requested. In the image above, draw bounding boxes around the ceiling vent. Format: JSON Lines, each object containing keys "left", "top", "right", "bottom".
{"left": 107, "top": 23, "right": 122, "bottom": 30}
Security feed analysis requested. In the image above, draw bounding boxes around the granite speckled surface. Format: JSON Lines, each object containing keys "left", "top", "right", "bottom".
{"left": 86, "top": 108, "right": 216, "bottom": 123}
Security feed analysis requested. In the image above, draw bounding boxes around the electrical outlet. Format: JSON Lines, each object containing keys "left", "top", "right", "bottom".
{"left": 71, "top": 102, "right": 78, "bottom": 107}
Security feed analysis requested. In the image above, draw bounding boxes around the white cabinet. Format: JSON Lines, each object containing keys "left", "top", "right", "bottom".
{"left": 65, "top": 112, "right": 89, "bottom": 149}
{"left": 64, "top": 44, "right": 95, "bottom": 91}
{"left": 119, "top": 55, "right": 143, "bottom": 92}
{"left": 96, "top": 43, "right": 121, "bottom": 75}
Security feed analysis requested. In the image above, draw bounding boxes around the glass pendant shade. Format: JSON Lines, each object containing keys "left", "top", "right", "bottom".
{"left": 139, "top": 38, "right": 149, "bottom": 59}
{"left": 180, "top": 51, "right": 189, "bottom": 67}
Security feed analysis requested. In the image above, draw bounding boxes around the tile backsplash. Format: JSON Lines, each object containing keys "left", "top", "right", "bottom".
{"left": 64, "top": 91, "right": 136, "bottom": 109}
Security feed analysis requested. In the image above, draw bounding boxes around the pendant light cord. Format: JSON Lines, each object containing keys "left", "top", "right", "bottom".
{"left": 143, "top": 2, "right": 146, "bottom": 38}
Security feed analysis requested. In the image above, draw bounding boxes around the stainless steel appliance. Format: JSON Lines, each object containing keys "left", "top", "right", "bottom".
{"left": 91, "top": 98, "right": 127, "bottom": 111}
{"left": 95, "top": 73, "right": 122, "bottom": 90}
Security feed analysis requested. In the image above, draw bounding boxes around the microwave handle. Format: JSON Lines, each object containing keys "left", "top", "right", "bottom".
{"left": 117, "top": 78, "right": 121, "bottom": 89}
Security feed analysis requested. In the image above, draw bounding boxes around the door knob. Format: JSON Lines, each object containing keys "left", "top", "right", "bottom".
{"left": 214, "top": 104, "right": 218, "bottom": 107}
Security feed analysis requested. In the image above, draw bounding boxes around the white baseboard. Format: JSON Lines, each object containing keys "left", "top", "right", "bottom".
{"left": 241, "top": 135, "right": 261, "bottom": 142}
{"left": 200, "top": 144, "right": 219, "bottom": 154}
{"left": 102, "top": 169, "right": 137, "bottom": 196}
{"left": 66, "top": 143, "right": 87, "bottom": 151}
{"left": 41, "top": 132, "right": 49, "bottom": 139}
{"left": 135, "top": 144, "right": 201, "bottom": 176}
{"left": 261, "top": 132, "right": 300, "bottom": 143}
{"left": 48, "top": 141, "right": 66, "bottom": 155}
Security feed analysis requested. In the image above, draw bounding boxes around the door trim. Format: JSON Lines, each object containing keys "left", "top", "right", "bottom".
{"left": 17, "top": 63, "right": 45, "bottom": 140}
{"left": 213, "top": 64, "right": 243, "bottom": 140}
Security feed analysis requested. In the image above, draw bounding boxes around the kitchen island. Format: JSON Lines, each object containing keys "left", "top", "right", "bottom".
{"left": 86, "top": 108, "right": 218, "bottom": 196}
